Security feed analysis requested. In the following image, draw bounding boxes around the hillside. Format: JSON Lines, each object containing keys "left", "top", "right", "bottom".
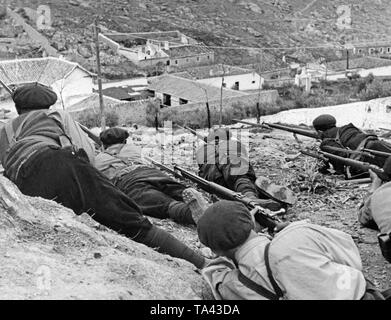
{"left": 1, "top": 124, "right": 390, "bottom": 299}
{"left": 2, "top": 0, "right": 391, "bottom": 77}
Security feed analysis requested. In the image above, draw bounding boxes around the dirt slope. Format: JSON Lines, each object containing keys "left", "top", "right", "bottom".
{"left": 0, "top": 175, "right": 212, "bottom": 300}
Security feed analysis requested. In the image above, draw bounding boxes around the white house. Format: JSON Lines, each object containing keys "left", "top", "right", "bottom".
{"left": 0, "top": 57, "right": 95, "bottom": 108}
{"left": 302, "top": 57, "right": 391, "bottom": 81}
{"left": 174, "top": 64, "right": 264, "bottom": 91}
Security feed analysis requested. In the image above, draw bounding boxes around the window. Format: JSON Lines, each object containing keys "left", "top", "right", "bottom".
{"left": 179, "top": 98, "right": 188, "bottom": 105}
{"left": 380, "top": 48, "right": 384, "bottom": 54}
{"left": 369, "top": 48, "right": 375, "bottom": 54}
{"left": 166, "top": 60, "right": 170, "bottom": 66}
{"left": 163, "top": 93, "right": 171, "bottom": 106}
{"left": 357, "top": 49, "right": 363, "bottom": 54}
{"left": 232, "top": 81, "right": 239, "bottom": 90}
{"left": 207, "top": 56, "right": 210, "bottom": 59}
{"left": 222, "top": 83, "right": 226, "bottom": 88}
{"left": 252, "top": 80, "right": 256, "bottom": 84}
{"left": 197, "top": 57, "right": 199, "bottom": 61}
{"left": 175, "top": 60, "right": 178, "bottom": 64}
{"left": 388, "top": 47, "right": 391, "bottom": 53}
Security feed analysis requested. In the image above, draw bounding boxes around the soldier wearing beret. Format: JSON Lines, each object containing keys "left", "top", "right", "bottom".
{"left": 95, "top": 127, "right": 209, "bottom": 226}
{"left": 198, "top": 200, "right": 389, "bottom": 300}
{"left": 357, "top": 157, "right": 391, "bottom": 264}
{"left": 195, "top": 128, "right": 296, "bottom": 211}
{"left": 313, "top": 114, "right": 391, "bottom": 178}
{"left": 0, "top": 83, "right": 206, "bottom": 269}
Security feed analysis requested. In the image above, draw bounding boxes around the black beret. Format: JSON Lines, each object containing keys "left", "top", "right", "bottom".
{"left": 207, "top": 128, "right": 232, "bottom": 142}
{"left": 12, "top": 83, "right": 57, "bottom": 111}
{"left": 197, "top": 200, "right": 254, "bottom": 252}
{"left": 313, "top": 114, "right": 337, "bottom": 131}
{"left": 100, "top": 127, "right": 129, "bottom": 146}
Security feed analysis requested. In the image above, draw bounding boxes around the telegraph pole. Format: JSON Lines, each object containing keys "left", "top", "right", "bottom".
{"left": 94, "top": 17, "right": 106, "bottom": 131}
{"left": 219, "top": 64, "right": 226, "bottom": 128}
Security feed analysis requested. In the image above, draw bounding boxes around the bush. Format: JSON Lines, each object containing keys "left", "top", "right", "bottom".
{"left": 357, "top": 80, "right": 391, "bottom": 101}
{"left": 77, "top": 109, "right": 119, "bottom": 128}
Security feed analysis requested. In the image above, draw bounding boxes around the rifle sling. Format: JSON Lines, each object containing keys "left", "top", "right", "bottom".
{"left": 237, "top": 243, "right": 283, "bottom": 300}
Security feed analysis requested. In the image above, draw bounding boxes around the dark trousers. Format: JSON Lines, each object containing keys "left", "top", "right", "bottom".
{"left": 15, "top": 147, "right": 152, "bottom": 241}
{"left": 115, "top": 167, "right": 191, "bottom": 221}
{"left": 10, "top": 147, "right": 205, "bottom": 268}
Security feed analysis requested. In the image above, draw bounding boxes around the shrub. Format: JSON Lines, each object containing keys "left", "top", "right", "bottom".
{"left": 357, "top": 80, "right": 391, "bottom": 101}
{"left": 77, "top": 109, "right": 119, "bottom": 128}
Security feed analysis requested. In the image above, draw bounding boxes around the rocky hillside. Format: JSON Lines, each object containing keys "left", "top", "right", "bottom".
{"left": 0, "top": 175, "right": 212, "bottom": 300}
{"left": 2, "top": 0, "right": 391, "bottom": 76}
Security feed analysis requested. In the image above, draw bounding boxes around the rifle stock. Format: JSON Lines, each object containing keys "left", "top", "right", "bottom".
{"left": 233, "top": 119, "right": 319, "bottom": 139}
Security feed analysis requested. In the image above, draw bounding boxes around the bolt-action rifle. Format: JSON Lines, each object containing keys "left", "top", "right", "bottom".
{"left": 318, "top": 151, "right": 390, "bottom": 181}
{"left": 233, "top": 119, "right": 320, "bottom": 140}
{"left": 145, "top": 156, "right": 285, "bottom": 231}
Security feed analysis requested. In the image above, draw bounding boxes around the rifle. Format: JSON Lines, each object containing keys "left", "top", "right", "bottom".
{"left": 362, "top": 148, "right": 391, "bottom": 158}
{"left": 0, "top": 79, "right": 102, "bottom": 147}
{"left": 176, "top": 124, "right": 208, "bottom": 142}
{"left": 145, "top": 157, "right": 284, "bottom": 230}
{"left": 233, "top": 119, "right": 319, "bottom": 140}
{"left": 300, "top": 149, "right": 328, "bottom": 162}
{"left": 319, "top": 151, "right": 390, "bottom": 181}
{"left": 173, "top": 165, "right": 283, "bottom": 230}
{"left": 321, "top": 145, "right": 375, "bottom": 159}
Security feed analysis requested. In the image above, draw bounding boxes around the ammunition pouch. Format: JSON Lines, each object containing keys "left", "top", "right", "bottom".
{"left": 378, "top": 232, "right": 391, "bottom": 263}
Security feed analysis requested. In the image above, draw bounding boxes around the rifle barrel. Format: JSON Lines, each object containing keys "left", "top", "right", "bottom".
{"left": 362, "top": 148, "right": 391, "bottom": 158}
{"left": 321, "top": 145, "right": 374, "bottom": 158}
{"left": 319, "top": 151, "right": 389, "bottom": 181}
{"left": 233, "top": 119, "right": 319, "bottom": 139}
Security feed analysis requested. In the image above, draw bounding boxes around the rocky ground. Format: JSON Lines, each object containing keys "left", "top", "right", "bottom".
{"left": 2, "top": 0, "right": 391, "bottom": 75}
{"left": 1, "top": 124, "right": 390, "bottom": 299}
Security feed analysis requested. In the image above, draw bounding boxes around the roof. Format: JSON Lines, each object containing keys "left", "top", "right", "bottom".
{"left": 148, "top": 74, "right": 246, "bottom": 103}
{"left": 0, "top": 57, "right": 94, "bottom": 86}
{"left": 327, "top": 57, "right": 391, "bottom": 72}
{"left": 67, "top": 93, "right": 123, "bottom": 112}
{"left": 173, "top": 64, "right": 256, "bottom": 80}
{"left": 101, "top": 87, "right": 136, "bottom": 100}
{"left": 163, "top": 45, "right": 213, "bottom": 59}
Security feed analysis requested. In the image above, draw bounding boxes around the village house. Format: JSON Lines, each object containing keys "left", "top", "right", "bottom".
{"left": 302, "top": 56, "right": 391, "bottom": 82}
{"left": 99, "top": 30, "right": 215, "bottom": 70}
{"left": 0, "top": 57, "right": 95, "bottom": 108}
{"left": 173, "top": 64, "right": 264, "bottom": 91}
{"left": 341, "top": 42, "right": 391, "bottom": 59}
{"left": 148, "top": 74, "right": 246, "bottom": 108}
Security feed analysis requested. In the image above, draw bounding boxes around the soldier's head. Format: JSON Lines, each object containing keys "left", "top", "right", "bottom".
{"left": 312, "top": 114, "right": 337, "bottom": 132}
{"left": 100, "top": 127, "right": 130, "bottom": 149}
{"left": 206, "top": 127, "right": 232, "bottom": 143}
{"left": 12, "top": 83, "right": 58, "bottom": 115}
{"left": 197, "top": 200, "right": 255, "bottom": 259}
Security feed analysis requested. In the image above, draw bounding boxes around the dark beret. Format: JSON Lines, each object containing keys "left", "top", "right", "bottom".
{"left": 100, "top": 127, "right": 129, "bottom": 146}
{"left": 12, "top": 83, "right": 57, "bottom": 111}
{"left": 197, "top": 200, "right": 254, "bottom": 252}
{"left": 313, "top": 114, "right": 337, "bottom": 131}
{"left": 207, "top": 128, "right": 232, "bottom": 142}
